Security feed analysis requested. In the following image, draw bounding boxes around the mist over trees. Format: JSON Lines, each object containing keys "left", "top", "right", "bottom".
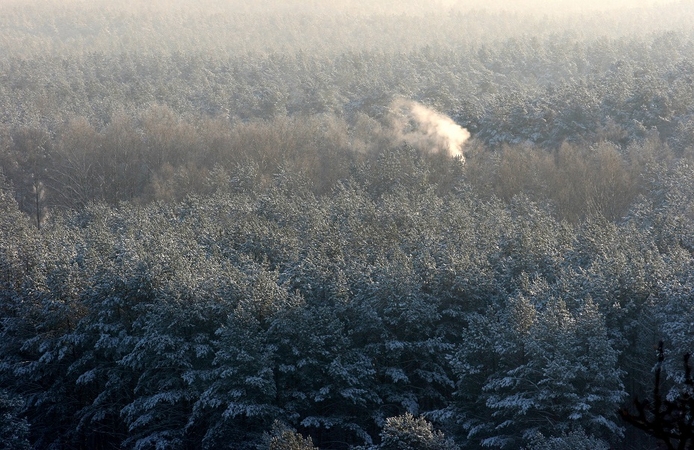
{"left": 2, "top": 1, "right": 694, "bottom": 449}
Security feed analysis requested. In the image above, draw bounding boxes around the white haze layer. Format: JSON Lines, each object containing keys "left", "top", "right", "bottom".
{"left": 390, "top": 99, "right": 470, "bottom": 160}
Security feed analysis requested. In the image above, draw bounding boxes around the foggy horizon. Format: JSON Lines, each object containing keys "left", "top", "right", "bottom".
{"left": 1, "top": 0, "right": 692, "bottom": 59}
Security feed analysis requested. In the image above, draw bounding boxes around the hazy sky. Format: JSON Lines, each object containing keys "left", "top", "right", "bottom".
{"left": 447, "top": 0, "right": 680, "bottom": 12}
{"left": 0, "top": 0, "right": 690, "bottom": 59}
{"left": 0, "top": 0, "right": 682, "bottom": 12}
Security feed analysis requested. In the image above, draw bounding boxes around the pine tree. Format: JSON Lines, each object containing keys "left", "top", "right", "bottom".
{"left": 379, "top": 413, "right": 459, "bottom": 450}
{"left": 453, "top": 295, "right": 624, "bottom": 448}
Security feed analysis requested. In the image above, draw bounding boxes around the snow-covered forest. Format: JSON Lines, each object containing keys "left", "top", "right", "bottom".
{"left": 2, "top": 1, "right": 694, "bottom": 448}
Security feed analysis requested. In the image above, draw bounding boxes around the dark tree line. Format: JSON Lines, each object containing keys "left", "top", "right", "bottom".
{"left": 621, "top": 342, "right": 694, "bottom": 450}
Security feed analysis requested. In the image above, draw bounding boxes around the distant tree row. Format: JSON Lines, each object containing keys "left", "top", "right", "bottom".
{"left": 0, "top": 103, "right": 686, "bottom": 226}
{"left": 2, "top": 30, "right": 694, "bottom": 135}
{"left": 2, "top": 29, "right": 694, "bottom": 225}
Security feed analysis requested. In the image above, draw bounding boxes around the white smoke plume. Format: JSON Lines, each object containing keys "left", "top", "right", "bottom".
{"left": 390, "top": 99, "right": 470, "bottom": 160}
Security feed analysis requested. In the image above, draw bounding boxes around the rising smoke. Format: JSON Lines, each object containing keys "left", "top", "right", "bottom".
{"left": 390, "top": 99, "right": 470, "bottom": 160}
